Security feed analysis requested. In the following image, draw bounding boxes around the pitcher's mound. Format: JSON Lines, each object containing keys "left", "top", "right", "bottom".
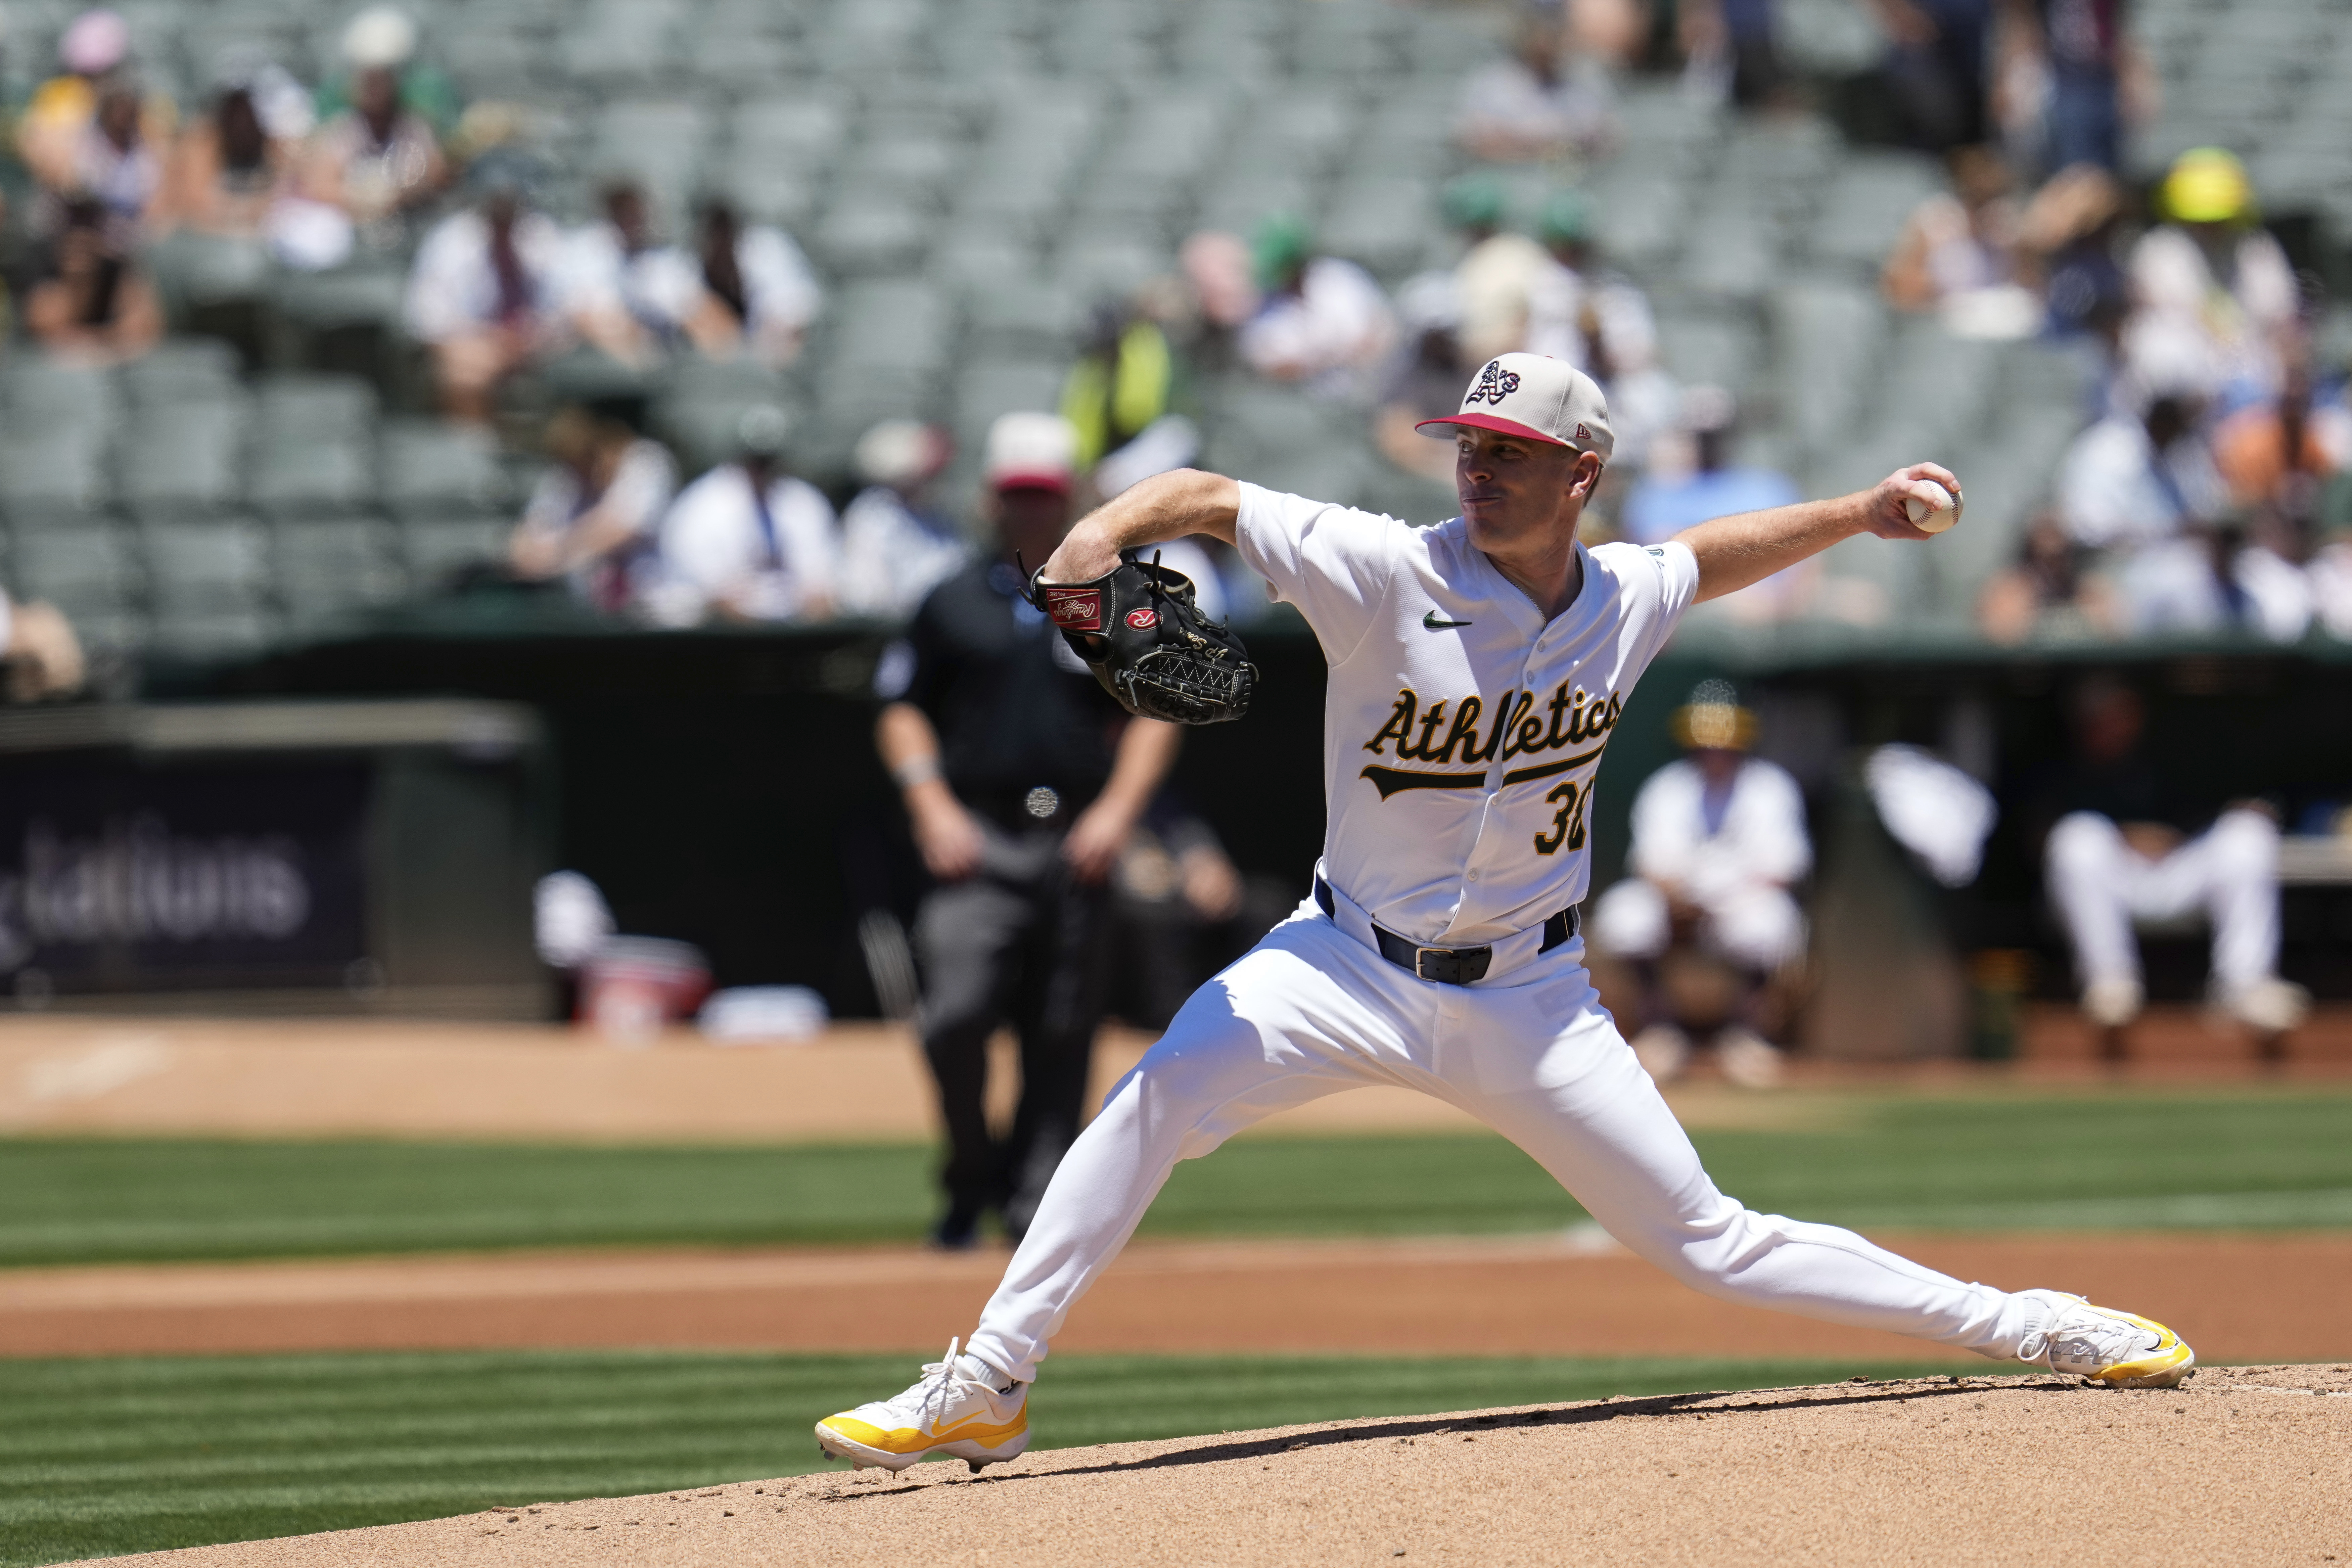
{"left": 89, "top": 1365, "right": 2351, "bottom": 1568}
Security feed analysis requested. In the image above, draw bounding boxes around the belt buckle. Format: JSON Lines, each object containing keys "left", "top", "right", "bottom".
{"left": 1415, "top": 946, "right": 1459, "bottom": 985}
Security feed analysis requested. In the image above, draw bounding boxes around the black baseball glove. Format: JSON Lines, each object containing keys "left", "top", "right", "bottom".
{"left": 1028, "top": 551, "right": 1258, "bottom": 725}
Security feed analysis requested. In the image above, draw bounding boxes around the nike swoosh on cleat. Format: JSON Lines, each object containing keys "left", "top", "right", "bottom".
{"left": 1422, "top": 610, "right": 1474, "bottom": 630}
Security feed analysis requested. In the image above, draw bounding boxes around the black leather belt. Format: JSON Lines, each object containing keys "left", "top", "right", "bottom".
{"left": 1315, "top": 875, "right": 1578, "bottom": 986}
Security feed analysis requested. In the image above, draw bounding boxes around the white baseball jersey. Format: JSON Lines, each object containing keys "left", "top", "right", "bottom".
{"left": 1233, "top": 482, "right": 1699, "bottom": 949}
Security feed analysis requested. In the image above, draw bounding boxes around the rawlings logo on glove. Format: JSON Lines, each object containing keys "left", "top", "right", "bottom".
{"left": 1026, "top": 553, "right": 1257, "bottom": 726}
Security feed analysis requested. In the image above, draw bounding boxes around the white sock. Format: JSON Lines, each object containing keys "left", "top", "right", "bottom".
{"left": 955, "top": 1352, "right": 1013, "bottom": 1391}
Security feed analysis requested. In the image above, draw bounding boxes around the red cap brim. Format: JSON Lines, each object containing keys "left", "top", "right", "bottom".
{"left": 989, "top": 469, "right": 1073, "bottom": 494}
{"left": 1413, "top": 412, "right": 1570, "bottom": 445}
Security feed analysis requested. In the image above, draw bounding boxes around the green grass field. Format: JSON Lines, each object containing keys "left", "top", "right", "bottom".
{"left": 0, "top": 1349, "right": 2022, "bottom": 1568}
{"left": 3, "top": 1088, "right": 2348, "bottom": 1267}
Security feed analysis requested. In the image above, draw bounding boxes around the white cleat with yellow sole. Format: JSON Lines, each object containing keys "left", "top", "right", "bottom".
{"left": 2021, "top": 1292, "right": 2196, "bottom": 1388}
{"left": 816, "top": 1339, "right": 1031, "bottom": 1474}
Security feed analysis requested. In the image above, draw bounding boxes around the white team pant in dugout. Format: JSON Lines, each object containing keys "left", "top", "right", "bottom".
{"left": 964, "top": 901, "right": 2055, "bottom": 1385}
{"left": 2044, "top": 808, "right": 2281, "bottom": 993}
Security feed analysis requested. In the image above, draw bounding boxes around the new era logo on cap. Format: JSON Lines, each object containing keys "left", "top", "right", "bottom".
{"left": 1416, "top": 353, "right": 1615, "bottom": 461}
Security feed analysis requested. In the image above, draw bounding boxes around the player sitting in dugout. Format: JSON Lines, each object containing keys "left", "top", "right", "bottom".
{"left": 817, "top": 352, "right": 2194, "bottom": 1480}
{"left": 1588, "top": 679, "right": 1807, "bottom": 1089}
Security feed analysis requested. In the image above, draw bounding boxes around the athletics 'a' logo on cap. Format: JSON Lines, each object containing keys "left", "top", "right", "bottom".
{"left": 1464, "top": 360, "right": 1522, "bottom": 407}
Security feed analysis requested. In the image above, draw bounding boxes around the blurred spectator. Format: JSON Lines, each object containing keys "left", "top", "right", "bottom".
{"left": 568, "top": 191, "right": 821, "bottom": 370}
{"left": 404, "top": 153, "right": 568, "bottom": 423}
{"left": 313, "top": 7, "right": 463, "bottom": 133}
{"left": 1995, "top": 0, "right": 2155, "bottom": 177}
{"left": 2123, "top": 149, "right": 2297, "bottom": 402}
{"left": 675, "top": 200, "right": 823, "bottom": 368}
{"left": 153, "top": 83, "right": 294, "bottom": 238}
{"left": 2212, "top": 363, "right": 2351, "bottom": 514}
{"left": 1881, "top": 145, "right": 2040, "bottom": 340}
{"left": 870, "top": 409, "right": 1181, "bottom": 1247}
{"left": 508, "top": 405, "right": 678, "bottom": 612}
{"left": 1874, "top": 0, "right": 1993, "bottom": 152}
{"left": 1590, "top": 681, "right": 1808, "bottom": 1088}
{"left": 1444, "top": 175, "right": 1549, "bottom": 367}
{"left": 0, "top": 585, "right": 88, "bottom": 702}
{"left": 16, "top": 10, "right": 170, "bottom": 200}
{"left": 559, "top": 182, "right": 676, "bottom": 370}
{"left": 2037, "top": 675, "right": 2307, "bottom": 1043}
{"left": 306, "top": 27, "right": 447, "bottom": 249}
{"left": 50, "top": 79, "right": 162, "bottom": 249}
{"left": 1620, "top": 388, "right": 1802, "bottom": 589}
{"left": 1678, "top": 0, "right": 1791, "bottom": 109}
{"left": 1976, "top": 509, "right": 2118, "bottom": 643}
{"left": 1523, "top": 191, "right": 1678, "bottom": 466}
{"left": 2056, "top": 390, "right": 2221, "bottom": 550}
{"left": 2115, "top": 520, "right": 2312, "bottom": 644}
{"left": 2310, "top": 522, "right": 2352, "bottom": 642}
{"left": 1376, "top": 274, "right": 1472, "bottom": 484}
{"left": 24, "top": 197, "right": 164, "bottom": 365}
{"left": 1235, "top": 215, "right": 1394, "bottom": 393}
{"left": 2018, "top": 163, "right": 2128, "bottom": 341}
{"left": 649, "top": 405, "right": 839, "bottom": 625}
{"left": 1061, "top": 301, "right": 1197, "bottom": 495}
{"left": 1454, "top": 1, "right": 1617, "bottom": 163}
{"left": 836, "top": 420, "right": 967, "bottom": 619}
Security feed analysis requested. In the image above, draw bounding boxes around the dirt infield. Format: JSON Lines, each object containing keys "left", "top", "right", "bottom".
{"left": 4, "top": 1012, "right": 2348, "bottom": 1146}
{"left": 6, "top": 1232, "right": 2347, "bottom": 1364}
{"left": 80, "top": 1364, "right": 2352, "bottom": 1567}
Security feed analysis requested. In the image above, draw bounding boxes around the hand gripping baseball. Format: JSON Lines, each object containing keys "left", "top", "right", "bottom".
{"left": 1027, "top": 552, "right": 1258, "bottom": 725}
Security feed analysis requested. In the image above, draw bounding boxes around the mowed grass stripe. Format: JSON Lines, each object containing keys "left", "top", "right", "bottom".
{"left": 0, "top": 1349, "right": 2017, "bottom": 1567}
{"left": 3, "top": 1089, "right": 2349, "bottom": 1268}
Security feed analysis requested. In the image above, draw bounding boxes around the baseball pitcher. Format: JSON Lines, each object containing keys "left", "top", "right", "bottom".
{"left": 817, "top": 353, "right": 2193, "bottom": 1475}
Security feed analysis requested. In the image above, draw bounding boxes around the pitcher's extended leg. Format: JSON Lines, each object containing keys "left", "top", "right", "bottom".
{"left": 1471, "top": 1001, "right": 2051, "bottom": 1360}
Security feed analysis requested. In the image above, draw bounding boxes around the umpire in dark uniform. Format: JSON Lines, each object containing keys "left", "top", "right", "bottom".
{"left": 874, "top": 412, "right": 1180, "bottom": 1248}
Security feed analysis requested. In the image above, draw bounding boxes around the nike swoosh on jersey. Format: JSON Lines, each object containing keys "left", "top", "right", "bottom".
{"left": 1421, "top": 610, "right": 1475, "bottom": 630}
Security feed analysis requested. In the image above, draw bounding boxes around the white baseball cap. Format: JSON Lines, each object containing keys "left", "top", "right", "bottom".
{"left": 1417, "top": 352, "right": 1614, "bottom": 462}
{"left": 983, "top": 411, "right": 1078, "bottom": 494}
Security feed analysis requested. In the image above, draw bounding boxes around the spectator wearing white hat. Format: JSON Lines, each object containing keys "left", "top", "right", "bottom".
{"left": 871, "top": 410, "right": 1181, "bottom": 1249}
{"left": 305, "top": 8, "right": 447, "bottom": 247}
{"left": 836, "top": 421, "right": 968, "bottom": 621}
{"left": 650, "top": 405, "right": 839, "bottom": 625}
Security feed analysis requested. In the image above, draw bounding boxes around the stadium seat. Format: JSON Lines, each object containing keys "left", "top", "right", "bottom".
{"left": 120, "top": 402, "right": 253, "bottom": 518}
{"left": 951, "top": 359, "right": 1069, "bottom": 448}
{"left": 400, "top": 516, "right": 514, "bottom": 592}
{"left": 141, "top": 518, "right": 277, "bottom": 655}
{"left": 379, "top": 420, "right": 513, "bottom": 522}
{"left": 273, "top": 517, "right": 411, "bottom": 632}
{"left": 1806, "top": 152, "right": 1943, "bottom": 275}
{"left": 8, "top": 523, "right": 142, "bottom": 646}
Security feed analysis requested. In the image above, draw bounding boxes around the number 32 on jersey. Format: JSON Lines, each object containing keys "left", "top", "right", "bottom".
{"left": 1533, "top": 779, "right": 1588, "bottom": 856}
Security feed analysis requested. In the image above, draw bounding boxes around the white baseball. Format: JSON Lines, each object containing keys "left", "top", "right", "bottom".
{"left": 1904, "top": 481, "right": 1960, "bottom": 534}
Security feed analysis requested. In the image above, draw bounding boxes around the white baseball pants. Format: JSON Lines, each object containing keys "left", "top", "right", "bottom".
{"left": 964, "top": 902, "right": 2054, "bottom": 1385}
{"left": 2045, "top": 808, "right": 2281, "bottom": 993}
{"left": 1587, "top": 874, "right": 1808, "bottom": 972}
